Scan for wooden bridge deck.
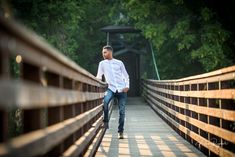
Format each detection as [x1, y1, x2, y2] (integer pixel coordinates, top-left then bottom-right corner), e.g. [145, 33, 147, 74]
[95, 97, 205, 157]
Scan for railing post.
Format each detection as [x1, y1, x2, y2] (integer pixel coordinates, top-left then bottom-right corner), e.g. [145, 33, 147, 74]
[218, 79, 223, 150]
[206, 81, 210, 156]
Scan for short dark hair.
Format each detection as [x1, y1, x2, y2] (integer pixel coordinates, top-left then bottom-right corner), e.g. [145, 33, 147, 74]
[103, 45, 113, 52]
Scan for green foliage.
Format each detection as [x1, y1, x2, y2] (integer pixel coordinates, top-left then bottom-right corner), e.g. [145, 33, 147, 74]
[9, 0, 234, 79]
[11, 0, 82, 63]
[201, 7, 214, 22]
[121, 0, 234, 79]
[190, 8, 232, 72]
[8, 109, 23, 138]
[170, 20, 190, 39]
[10, 0, 111, 74]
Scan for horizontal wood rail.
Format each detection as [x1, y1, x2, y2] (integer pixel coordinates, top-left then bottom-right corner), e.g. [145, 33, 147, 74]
[142, 65, 235, 157]
[0, 17, 107, 157]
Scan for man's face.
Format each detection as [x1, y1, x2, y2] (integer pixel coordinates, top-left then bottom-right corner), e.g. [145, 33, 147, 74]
[102, 48, 112, 59]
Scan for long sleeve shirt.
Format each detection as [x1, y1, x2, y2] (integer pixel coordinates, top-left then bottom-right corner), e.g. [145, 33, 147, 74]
[96, 58, 129, 93]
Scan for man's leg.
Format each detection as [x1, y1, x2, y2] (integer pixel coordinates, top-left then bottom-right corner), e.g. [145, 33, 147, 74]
[117, 92, 127, 135]
[103, 89, 114, 128]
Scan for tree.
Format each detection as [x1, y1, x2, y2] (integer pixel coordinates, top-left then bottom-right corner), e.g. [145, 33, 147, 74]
[8, 0, 235, 79]
[10, 0, 113, 74]
[120, 0, 234, 79]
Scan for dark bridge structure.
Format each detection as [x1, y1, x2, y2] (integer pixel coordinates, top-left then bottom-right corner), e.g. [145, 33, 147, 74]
[101, 25, 160, 97]
[0, 17, 235, 157]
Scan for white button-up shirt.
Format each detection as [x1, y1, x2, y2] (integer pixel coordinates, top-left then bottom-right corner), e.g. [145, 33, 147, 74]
[96, 58, 129, 93]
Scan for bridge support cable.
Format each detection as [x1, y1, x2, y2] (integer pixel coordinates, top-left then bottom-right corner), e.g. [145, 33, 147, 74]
[149, 41, 160, 80]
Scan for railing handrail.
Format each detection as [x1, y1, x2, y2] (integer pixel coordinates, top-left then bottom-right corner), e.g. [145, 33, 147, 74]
[148, 65, 235, 84]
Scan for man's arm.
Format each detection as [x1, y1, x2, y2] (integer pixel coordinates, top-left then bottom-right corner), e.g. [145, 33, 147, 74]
[96, 62, 104, 80]
[121, 62, 129, 92]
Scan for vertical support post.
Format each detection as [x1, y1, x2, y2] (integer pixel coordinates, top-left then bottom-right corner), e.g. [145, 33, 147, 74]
[206, 81, 210, 156]
[183, 84, 186, 140]
[197, 83, 201, 150]
[189, 83, 193, 144]
[106, 32, 110, 45]
[59, 75, 64, 154]
[218, 79, 223, 149]
[72, 80, 76, 143]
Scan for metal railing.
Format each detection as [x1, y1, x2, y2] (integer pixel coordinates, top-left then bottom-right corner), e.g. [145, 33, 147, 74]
[0, 17, 107, 157]
[142, 66, 235, 157]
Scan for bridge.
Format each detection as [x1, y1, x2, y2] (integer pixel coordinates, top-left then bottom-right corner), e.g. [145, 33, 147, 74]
[0, 17, 235, 157]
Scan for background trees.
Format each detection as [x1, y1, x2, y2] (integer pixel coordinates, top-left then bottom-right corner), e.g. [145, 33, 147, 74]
[120, 0, 234, 79]
[5, 0, 235, 79]
[10, 0, 111, 74]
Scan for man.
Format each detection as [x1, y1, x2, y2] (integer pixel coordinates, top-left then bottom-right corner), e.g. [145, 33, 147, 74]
[96, 45, 129, 139]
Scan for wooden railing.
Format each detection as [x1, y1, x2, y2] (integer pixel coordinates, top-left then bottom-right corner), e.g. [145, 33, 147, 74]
[143, 66, 235, 157]
[0, 17, 107, 157]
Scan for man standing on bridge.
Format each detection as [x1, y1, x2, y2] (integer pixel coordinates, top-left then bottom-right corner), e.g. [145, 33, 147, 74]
[96, 45, 129, 139]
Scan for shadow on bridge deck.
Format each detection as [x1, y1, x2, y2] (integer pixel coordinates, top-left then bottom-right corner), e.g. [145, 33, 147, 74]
[95, 97, 205, 157]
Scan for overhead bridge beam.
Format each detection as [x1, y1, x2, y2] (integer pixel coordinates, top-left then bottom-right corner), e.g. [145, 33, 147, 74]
[114, 48, 146, 56]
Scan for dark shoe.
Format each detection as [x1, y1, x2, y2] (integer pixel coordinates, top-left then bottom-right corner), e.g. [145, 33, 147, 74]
[119, 132, 124, 139]
[104, 122, 109, 129]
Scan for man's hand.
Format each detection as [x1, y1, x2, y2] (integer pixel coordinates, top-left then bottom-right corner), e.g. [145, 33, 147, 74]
[123, 87, 129, 93]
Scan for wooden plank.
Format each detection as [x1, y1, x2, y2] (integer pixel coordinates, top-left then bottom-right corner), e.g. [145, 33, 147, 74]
[146, 65, 235, 84]
[0, 104, 102, 157]
[146, 94, 235, 144]
[84, 127, 106, 157]
[145, 84, 235, 100]
[177, 65, 235, 82]
[146, 98, 235, 157]
[62, 117, 103, 157]
[173, 89, 234, 99]
[146, 72, 235, 86]
[144, 86, 235, 121]
[0, 79, 104, 110]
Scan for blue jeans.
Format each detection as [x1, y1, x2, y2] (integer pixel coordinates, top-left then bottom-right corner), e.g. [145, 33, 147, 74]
[103, 89, 127, 133]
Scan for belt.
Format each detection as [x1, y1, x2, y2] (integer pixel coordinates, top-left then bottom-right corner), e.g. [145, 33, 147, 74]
[115, 89, 123, 93]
